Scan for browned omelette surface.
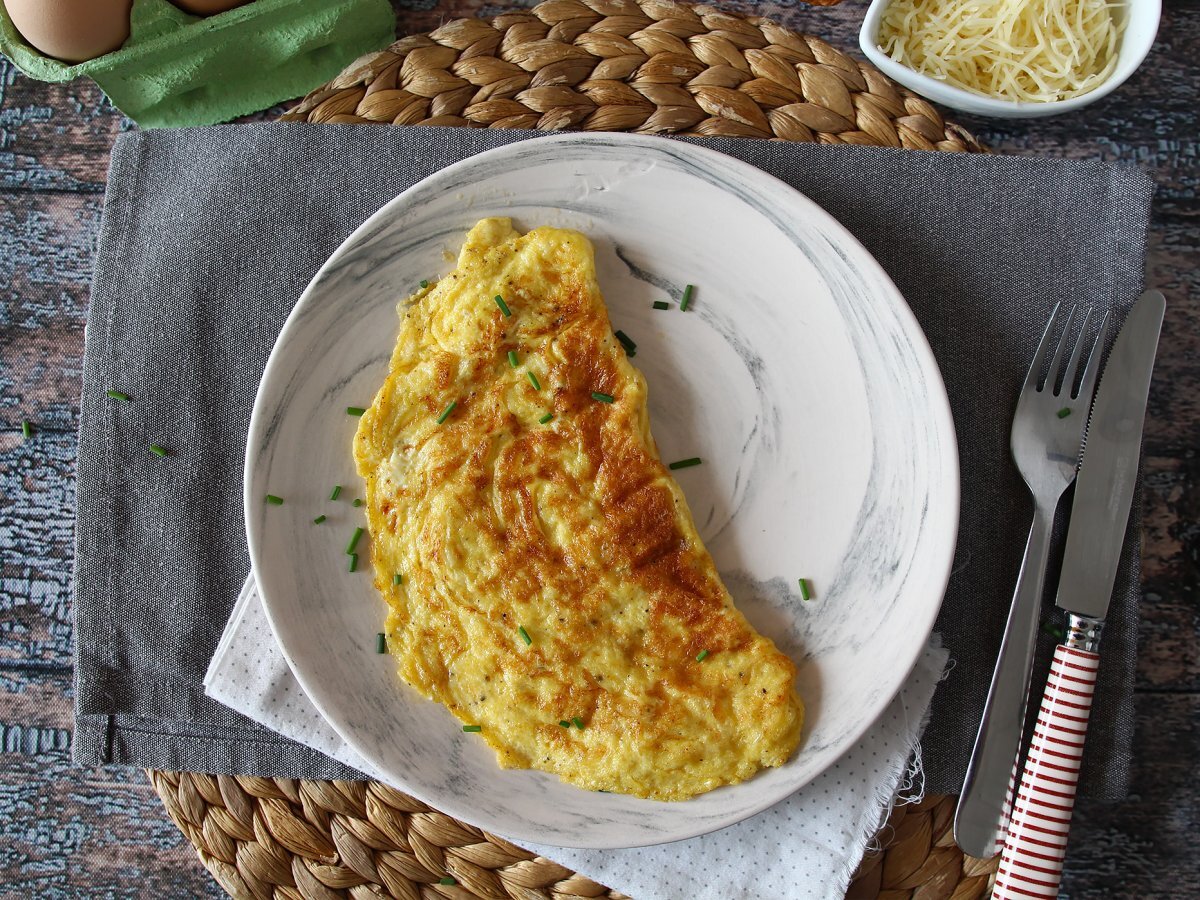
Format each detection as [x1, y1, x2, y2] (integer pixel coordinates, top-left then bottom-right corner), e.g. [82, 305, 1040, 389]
[353, 218, 803, 800]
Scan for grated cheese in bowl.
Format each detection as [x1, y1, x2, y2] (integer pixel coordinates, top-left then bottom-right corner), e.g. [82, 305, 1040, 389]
[878, 0, 1124, 103]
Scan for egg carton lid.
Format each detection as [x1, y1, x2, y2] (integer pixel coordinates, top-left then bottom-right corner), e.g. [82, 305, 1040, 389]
[0, 0, 395, 126]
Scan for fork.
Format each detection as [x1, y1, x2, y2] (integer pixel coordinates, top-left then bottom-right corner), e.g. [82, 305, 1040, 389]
[953, 303, 1108, 859]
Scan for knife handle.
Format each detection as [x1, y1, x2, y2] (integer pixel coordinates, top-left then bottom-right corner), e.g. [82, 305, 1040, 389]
[992, 616, 1102, 900]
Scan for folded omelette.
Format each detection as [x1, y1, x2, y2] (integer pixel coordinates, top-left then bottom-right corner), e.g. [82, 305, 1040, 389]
[353, 218, 802, 800]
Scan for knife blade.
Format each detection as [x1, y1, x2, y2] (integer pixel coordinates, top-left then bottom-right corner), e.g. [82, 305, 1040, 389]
[1056, 288, 1165, 621]
[992, 289, 1165, 900]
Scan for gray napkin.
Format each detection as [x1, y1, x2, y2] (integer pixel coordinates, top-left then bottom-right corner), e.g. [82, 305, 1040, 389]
[73, 123, 1153, 800]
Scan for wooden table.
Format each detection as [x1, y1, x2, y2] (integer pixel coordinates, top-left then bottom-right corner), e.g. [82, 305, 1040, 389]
[1, 1, 1196, 895]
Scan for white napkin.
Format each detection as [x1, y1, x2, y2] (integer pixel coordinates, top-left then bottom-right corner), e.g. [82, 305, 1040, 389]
[205, 576, 949, 899]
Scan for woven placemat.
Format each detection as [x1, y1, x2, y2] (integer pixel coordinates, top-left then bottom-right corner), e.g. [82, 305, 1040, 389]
[146, 3, 994, 897]
[277, 0, 984, 152]
[148, 773, 998, 899]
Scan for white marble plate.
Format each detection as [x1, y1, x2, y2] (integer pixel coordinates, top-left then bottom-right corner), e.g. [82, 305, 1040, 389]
[245, 133, 959, 849]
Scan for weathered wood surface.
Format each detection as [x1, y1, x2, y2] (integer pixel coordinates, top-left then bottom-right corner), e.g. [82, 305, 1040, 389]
[1, 0, 1197, 897]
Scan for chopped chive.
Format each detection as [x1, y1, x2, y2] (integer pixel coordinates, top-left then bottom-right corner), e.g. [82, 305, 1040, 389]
[313, 515, 327, 525]
[696, 649, 709, 662]
[1057, 407, 1072, 419]
[439, 876, 457, 885]
[669, 457, 702, 470]
[538, 412, 554, 424]
[330, 485, 342, 501]
[346, 406, 366, 416]
[352, 498, 363, 508]
[680, 283, 695, 311]
[462, 724, 482, 733]
[106, 390, 130, 401]
[527, 371, 541, 390]
[517, 625, 532, 646]
[348, 553, 358, 572]
[265, 495, 284, 505]
[376, 633, 386, 654]
[21, 420, 31, 439]
[615, 330, 637, 354]
[798, 578, 812, 601]
[346, 526, 364, 554]
[149, 444, 168, 457]
[591, 391, 614, 403]
[652, 301, 669, 310]
[494, 295, 511, 317]
[559, 720, 571, 728]
[572, 716, 586, 730]
[436, 401, 457, 424]
[393, 572, 403, 586]
[420, 279, 429, 289]
[508, 350, 519, 368]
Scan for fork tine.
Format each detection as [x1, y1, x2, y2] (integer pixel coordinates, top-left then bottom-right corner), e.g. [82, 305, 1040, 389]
[1075, 309, 1111, 402]
[1023, 302, 1062, 393]
[1042, 303, 1077, 392]
[1059, 307, 1092, 397]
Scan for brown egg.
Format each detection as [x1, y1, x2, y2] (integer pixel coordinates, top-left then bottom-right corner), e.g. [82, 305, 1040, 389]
[170, 0, 251, 13]
[4, 0, 132, 63]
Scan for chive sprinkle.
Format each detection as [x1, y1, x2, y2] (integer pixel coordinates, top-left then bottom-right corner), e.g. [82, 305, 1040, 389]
[330, 485, 342, 501]
[798, 578, 812, 601]
[572, 716, 586, 730]
[106, 390, 130, 401]
[353, 498, 363, 507]
[559, 720, 571, 728]
[508, 350, 519, 368]
[539, 412, 554, 424]
[527, 371, 541, 390]
[376, 633, 386, 654]
[1057, 407, 1072, 419]
[517, 625, 532, 646]
[652, 300, 669, 310]
[696, 649, 709, 662]
[439, 876, 457, 885]
[591, 391, 614, 403]
[420, 279, 429, 289]
[615, 330, 637, 355]
[347, 406, 366, 416]
[436, 401, 457, 424]
[265, 495, 284, 505]
[346, 526, 364, 554]
[494, 294, 512, 317]
[21, 420, 31, 439]
[149, 444, 168, 457]
[393, 572, 403, 586]
[1043, 621, 1065, 640]
[462, 724, 482, 733]
[348, 553, 358, 572]
[669, 457, 702, 470]
[680, 283, 695, 311]
[313, 515, 327, 525]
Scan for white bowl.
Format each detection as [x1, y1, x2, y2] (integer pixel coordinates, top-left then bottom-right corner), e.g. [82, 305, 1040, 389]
[858, 0, 1161, 119]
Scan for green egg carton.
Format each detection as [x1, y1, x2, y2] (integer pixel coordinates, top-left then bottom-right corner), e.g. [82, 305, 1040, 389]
[0, 0, 395, 127]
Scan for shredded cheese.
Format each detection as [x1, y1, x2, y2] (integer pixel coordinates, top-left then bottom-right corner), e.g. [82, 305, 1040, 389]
[878, 0, 1124, 103]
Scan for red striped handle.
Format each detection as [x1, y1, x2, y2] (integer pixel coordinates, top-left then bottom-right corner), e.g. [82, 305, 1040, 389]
[992, 642, 1099, 899]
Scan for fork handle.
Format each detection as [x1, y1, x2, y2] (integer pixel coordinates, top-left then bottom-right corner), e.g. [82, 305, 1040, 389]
[955, 504, 1055, 858]
[992, 619, 1101, 899]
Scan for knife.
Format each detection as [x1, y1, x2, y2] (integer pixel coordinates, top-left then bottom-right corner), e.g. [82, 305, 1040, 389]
[991, 290, 1165, 900]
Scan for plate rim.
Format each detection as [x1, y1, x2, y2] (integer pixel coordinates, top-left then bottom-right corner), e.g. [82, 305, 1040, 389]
[244, 131, 960, 848]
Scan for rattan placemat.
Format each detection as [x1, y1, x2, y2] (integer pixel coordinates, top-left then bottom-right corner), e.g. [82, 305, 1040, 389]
[277, 0, 985, 152]
[148, 3, 994, 896]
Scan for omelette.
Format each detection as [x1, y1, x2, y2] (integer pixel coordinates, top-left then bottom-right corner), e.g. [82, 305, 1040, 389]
[353, 218, 803, 800]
